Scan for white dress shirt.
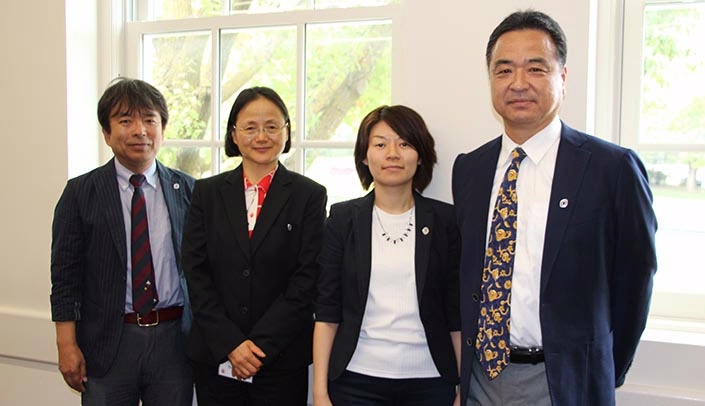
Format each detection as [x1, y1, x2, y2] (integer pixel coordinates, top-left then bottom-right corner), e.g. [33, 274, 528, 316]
[485, 117, 561, 348]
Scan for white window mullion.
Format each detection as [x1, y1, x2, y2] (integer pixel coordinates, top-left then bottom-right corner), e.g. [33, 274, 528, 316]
[213, 26, 222, 175]
[296, 20, 307, 174]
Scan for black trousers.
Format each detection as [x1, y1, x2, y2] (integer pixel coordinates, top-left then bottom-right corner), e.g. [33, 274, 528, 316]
[329, 370, 456, 406]
[193, 361, 308, 406]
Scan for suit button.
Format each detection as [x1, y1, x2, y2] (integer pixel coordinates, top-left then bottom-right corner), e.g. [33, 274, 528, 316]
[472, 293, 479, 302]
[240, 306, 248, 315]
[466, 338, 474, 346]
[242, 269, 250, 278]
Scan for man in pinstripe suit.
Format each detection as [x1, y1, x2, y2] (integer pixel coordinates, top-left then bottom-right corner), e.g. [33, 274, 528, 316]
[51, 78, 195, 405]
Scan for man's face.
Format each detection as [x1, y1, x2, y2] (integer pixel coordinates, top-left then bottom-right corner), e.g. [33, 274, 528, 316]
[489, 29, 567, 142]
[103, 107, 164, 173]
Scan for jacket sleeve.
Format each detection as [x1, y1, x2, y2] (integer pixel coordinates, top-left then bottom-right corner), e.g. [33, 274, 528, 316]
[444, 205, 462, 332]
[314, 203, 347, 323]
[51, 180, 85, 322]
[611, 149, 657, 387]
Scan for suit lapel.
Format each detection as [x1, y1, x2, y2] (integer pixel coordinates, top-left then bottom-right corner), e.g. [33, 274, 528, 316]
[414, 193, 433, 301]
[463, 139, 502, 273]
[157, 161, 186, 264]
[250, 165, 293, 253]
[219, 166, 251, 257]
[354, 193, 374, 304]
[540, 123, 590, 291]
[94, 159, 127, 267]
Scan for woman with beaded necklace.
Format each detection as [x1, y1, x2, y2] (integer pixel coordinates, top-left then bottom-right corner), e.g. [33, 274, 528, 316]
[313, 105, 461, 406]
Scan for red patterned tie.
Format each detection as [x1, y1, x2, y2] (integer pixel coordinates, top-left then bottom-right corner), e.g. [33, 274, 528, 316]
[130, 174, 158, 316]
[475, 147, 526, 379]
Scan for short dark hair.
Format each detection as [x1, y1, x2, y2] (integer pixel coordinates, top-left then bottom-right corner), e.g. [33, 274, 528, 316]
[224, 86, 292, 157]
[486, 10, 567, 69]
[97, 77, 168, 134]
[354, 105, 437, 192]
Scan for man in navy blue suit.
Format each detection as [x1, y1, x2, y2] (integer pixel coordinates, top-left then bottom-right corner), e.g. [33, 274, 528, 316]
[51, 78, 194, 405]
[452, 10, 657, 405]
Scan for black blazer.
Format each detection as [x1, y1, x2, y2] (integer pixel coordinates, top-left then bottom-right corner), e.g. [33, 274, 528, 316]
[50, 158, 195, 377]
[452, 122, 657, 405]
[183, 163, 327, 371]
[315, 191, 460, 384]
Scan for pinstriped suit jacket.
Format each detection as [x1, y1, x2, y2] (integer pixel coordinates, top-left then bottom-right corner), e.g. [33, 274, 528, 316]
[50, 158, 194, 377]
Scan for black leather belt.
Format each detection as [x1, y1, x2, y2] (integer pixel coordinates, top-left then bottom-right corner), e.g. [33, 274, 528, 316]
[510, 347, 544, 364]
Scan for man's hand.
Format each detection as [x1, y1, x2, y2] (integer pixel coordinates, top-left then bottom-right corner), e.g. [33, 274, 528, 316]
[58, 342, 87, 392]
[227, 339, 266, 380]
[55, 321, 87, 392]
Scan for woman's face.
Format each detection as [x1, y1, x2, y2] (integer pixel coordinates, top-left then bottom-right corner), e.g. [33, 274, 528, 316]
[364, 121, 419, 190]
[232, 97, 289, 171]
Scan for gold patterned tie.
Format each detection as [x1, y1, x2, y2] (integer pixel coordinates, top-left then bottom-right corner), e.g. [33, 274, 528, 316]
[475, 147, 526, 379]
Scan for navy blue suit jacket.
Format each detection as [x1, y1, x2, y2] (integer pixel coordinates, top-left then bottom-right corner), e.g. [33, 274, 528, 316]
[51, 158, 194, 377]
[315, 191, 461, 384]
[452, 123, 657, 405]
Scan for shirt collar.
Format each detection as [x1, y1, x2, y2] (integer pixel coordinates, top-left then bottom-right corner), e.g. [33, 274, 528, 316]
[114, 159, 158, 191]
[499, 117, 561, 166]
[243, 165, 278, 192]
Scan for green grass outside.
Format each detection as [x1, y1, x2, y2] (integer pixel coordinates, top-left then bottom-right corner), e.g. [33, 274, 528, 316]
[653, 186, 705, 200]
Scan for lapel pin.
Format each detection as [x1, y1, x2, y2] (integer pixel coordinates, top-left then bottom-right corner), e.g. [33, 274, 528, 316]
[287, 223, 292, 231]
[422, 226, 430, 235]
[559, 198, 569, 209]
[173, 183, 180, 190]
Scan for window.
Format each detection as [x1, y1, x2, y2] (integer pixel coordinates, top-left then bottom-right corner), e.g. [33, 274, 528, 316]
[619, 0, 705, 323]
[126, 0, 396, 204]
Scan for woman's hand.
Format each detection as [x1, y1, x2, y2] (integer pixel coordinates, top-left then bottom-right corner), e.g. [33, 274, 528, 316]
[227, 339, 266, 379]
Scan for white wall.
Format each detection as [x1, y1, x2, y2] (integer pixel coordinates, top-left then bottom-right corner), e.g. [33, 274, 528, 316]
[0, 0, 703, 405]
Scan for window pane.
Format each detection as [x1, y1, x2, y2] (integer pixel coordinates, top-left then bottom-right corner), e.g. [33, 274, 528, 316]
[231, 0, 311, 13]
[305, 20, 392, 142]
[144, 31, 213, 143]
[313, 0, 398, 9]
[158, 146, 213, 178]
[134, 0, 397, 20]
[220, 27, 297, 140]
[640, 3, 705, 145]
[134, 0, 227, 21]
[640, 151, 705, 296]
[229, 0, 396, 14]
[304, 148, 366, 205]
[219, 148, 243, 173]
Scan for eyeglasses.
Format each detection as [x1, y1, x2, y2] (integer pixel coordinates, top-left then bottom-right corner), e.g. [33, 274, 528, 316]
[233, 122, 289, 139]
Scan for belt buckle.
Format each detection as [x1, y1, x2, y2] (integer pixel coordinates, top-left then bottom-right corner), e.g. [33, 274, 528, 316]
[136, 310, 159, 327]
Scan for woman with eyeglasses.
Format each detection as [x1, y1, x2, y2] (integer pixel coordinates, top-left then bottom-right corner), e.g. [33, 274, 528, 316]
[313, 105, 461, 406]
[182, 86, 327, 406]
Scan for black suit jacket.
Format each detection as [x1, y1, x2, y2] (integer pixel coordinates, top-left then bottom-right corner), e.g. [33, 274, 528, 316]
[452, 122, 657, 405]
[50, 158, 195, 377]
[183, 163, 327, 371]
[315, 191, 461, 383]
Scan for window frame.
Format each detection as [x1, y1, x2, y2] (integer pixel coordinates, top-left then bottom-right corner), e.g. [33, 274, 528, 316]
[123, 4, 398, 180]
[597, 0, 705, 328]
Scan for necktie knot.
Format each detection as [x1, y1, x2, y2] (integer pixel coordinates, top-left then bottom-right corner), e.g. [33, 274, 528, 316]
[130, 174, 146, 188]
[511, 147, 527, 164]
